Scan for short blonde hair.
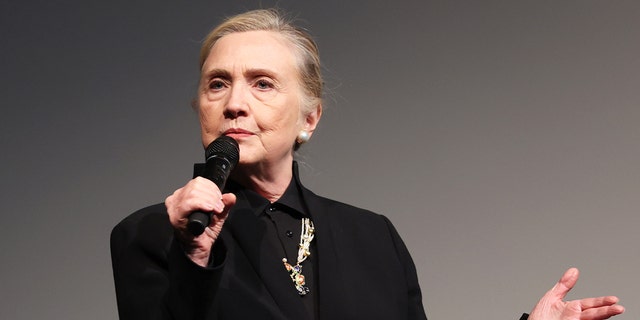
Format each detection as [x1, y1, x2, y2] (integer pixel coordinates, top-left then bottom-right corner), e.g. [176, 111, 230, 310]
[199, 9, 322, 115]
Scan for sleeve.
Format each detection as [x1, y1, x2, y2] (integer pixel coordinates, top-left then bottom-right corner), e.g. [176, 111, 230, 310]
[382, 215, 429, 320]
[110, 208, 226, 320]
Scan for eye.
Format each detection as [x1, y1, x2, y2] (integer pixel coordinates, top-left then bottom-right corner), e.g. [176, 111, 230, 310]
[208, 79, 226, 91]
[255, 79, 274, 90]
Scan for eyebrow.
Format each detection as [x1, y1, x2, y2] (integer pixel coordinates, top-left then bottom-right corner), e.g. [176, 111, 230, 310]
[202, 67, 280, 81]
[203, 68, 231, 80]
[244, 68, 278, 79]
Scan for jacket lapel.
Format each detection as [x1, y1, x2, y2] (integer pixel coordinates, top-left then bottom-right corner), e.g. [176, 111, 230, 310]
[300, 186, 349, 320]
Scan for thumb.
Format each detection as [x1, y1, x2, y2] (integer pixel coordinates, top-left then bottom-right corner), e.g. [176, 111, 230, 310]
[220, 193, 237, 213]
[549, 267, 580, 301]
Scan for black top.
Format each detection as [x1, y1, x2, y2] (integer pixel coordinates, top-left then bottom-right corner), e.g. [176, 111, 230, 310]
[225, 177, 318, 318]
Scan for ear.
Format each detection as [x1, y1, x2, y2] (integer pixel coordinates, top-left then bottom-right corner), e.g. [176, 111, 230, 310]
[302, 103, 322, 137]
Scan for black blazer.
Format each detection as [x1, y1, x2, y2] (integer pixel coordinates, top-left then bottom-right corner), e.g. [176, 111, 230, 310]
[111, 176, 427, 320]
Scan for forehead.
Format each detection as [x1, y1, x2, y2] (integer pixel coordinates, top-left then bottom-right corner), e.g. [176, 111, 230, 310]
[202, 30, 300, 75]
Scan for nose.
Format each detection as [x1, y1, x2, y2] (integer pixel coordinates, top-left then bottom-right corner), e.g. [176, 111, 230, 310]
[223, 83, 249, 119]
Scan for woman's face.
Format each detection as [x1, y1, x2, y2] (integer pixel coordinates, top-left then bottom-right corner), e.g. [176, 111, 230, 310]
[198, 30, 319, 168]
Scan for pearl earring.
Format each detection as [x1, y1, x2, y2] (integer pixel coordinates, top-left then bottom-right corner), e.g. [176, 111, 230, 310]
[297, 131, 310, 144]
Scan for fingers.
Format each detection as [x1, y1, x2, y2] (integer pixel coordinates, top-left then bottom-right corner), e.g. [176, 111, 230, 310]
[579, 296, 620, 310]
[579, 296, 624, 320]
[207, 193, 237, 233]
[580, 304, 625, 320]
[166, 177, 224, 227]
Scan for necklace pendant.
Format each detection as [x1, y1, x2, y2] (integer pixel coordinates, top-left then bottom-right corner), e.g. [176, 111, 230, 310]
[281, 218, 314, 296]
[283, 258, 310, 296]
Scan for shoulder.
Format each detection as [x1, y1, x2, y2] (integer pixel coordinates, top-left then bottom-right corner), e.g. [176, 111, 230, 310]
[303, 188, 396, 231]
[305, 190, 417, 274]
[320, 195, 382, 218]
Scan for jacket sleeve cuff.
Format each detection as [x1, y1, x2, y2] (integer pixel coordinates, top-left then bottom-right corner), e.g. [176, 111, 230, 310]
[165, 237, 227, 318]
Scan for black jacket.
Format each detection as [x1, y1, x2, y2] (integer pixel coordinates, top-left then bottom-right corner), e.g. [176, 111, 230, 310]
[111, 168, 427, 320]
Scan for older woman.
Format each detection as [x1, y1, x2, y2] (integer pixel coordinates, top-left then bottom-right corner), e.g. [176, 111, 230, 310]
[111, 9, 624, 320]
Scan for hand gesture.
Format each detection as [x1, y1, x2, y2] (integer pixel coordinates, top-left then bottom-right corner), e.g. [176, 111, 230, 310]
[529, 268, 624, 320]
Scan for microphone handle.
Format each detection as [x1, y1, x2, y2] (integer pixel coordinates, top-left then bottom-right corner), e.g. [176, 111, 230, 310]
[186, 159, 232, 236]
[187, 211, 211, 236]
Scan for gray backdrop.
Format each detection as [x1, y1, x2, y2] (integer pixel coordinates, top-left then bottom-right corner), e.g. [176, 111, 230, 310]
[1, 1, 638, 319]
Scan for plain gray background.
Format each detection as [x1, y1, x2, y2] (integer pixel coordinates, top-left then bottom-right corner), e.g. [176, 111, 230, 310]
[1, 1, 638, 319]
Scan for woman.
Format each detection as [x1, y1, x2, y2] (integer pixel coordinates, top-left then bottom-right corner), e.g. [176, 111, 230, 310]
[111, 9, 624, 320]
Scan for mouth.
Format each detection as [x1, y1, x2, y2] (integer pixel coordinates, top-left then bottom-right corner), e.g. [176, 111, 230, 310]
[223, 128, 255, 139]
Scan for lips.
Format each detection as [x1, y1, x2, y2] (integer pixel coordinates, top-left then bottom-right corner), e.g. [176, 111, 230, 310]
[223, 128, 255, 138]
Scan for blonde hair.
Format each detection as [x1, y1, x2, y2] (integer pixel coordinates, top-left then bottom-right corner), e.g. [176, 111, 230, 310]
[199, 9, 322, 115]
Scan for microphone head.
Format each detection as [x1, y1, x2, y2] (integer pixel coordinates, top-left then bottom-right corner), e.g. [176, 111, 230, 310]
[205, 135, 240, 168]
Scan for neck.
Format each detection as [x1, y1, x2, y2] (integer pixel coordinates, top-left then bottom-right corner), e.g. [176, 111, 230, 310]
[231, 158, 294, 203]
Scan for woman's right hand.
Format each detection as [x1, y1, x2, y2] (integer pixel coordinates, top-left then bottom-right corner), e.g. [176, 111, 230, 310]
[165, 177, 236, 267]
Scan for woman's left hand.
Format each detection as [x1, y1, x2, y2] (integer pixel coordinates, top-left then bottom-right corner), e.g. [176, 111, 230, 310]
[528, 268, 624, 320]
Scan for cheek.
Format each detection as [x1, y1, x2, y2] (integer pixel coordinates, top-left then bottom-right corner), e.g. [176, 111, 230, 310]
[198, 97, 222, 121]
[198, 106, 222, 134]
[262, 98, 303, 131]
[198, 111, 212, 130]
[258, 111, 300, 138]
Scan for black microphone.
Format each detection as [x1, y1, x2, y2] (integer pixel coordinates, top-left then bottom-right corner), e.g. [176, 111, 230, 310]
[187, 135, 240, 236]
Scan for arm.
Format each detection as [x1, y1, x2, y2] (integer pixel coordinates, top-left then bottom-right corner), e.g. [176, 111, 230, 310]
[383, 216, 429, 320]
[110, 208, 227, 320]
[111, 177, 236, 320]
